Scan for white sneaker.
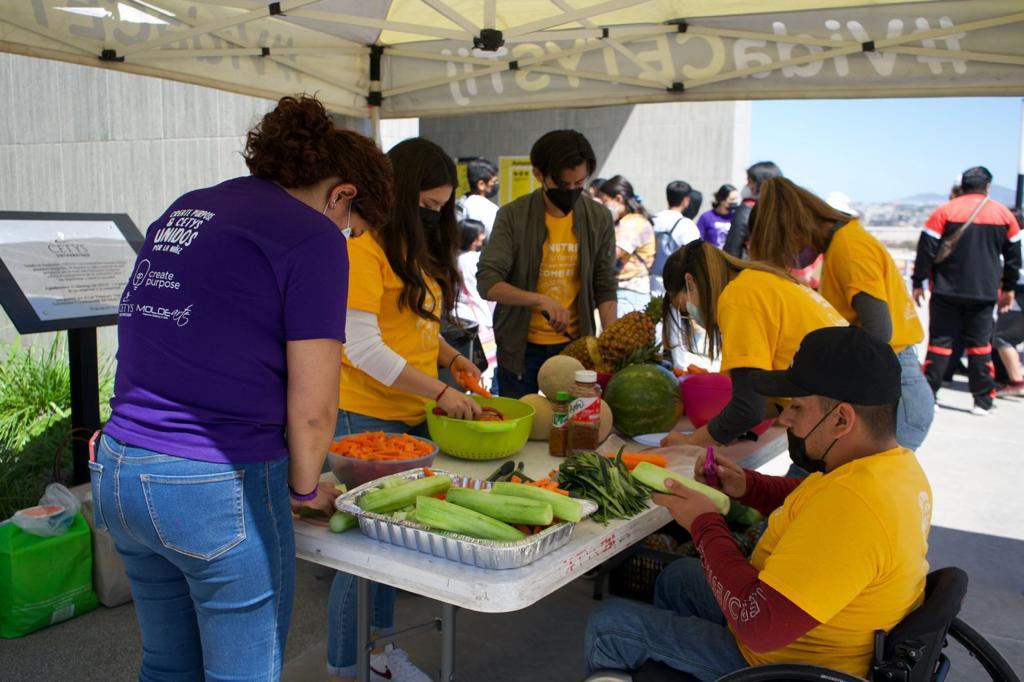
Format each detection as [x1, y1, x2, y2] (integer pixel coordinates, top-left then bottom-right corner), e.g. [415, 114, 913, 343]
[370, 645, 432, 682]
[970, 404, 996, 416]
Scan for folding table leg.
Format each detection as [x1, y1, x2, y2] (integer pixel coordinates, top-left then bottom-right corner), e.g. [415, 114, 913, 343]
[357, 577, 371, 682]
[441, 602, 458, 681]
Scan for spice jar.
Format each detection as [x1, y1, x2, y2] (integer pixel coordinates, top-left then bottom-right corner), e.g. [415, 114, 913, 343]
[549, 391, 570, 456]
[567, 370, 602, 454]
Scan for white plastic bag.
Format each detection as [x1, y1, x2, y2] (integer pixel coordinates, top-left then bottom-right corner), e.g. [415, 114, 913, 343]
[11, 483, 81, 537]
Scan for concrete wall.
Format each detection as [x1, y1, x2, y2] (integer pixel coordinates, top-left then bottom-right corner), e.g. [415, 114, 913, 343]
[0, 53, 380, 348]
[420, 100, 751, 214]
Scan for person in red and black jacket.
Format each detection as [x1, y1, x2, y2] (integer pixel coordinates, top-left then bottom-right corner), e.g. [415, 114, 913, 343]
[911, 166, 1022, 415]
[583, 327, 931, 681]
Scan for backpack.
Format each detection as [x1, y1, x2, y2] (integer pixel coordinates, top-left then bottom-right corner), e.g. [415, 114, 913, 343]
[651, 217, 683, 277]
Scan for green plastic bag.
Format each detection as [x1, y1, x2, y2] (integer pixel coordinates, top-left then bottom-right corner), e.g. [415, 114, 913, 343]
[0, 513, 99, 638]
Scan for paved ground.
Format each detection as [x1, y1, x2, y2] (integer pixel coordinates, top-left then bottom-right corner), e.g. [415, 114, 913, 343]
[3, 378, 1022, 681]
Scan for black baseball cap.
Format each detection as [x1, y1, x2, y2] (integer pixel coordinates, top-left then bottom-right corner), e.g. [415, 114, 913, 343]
[750, 326, 901, 405]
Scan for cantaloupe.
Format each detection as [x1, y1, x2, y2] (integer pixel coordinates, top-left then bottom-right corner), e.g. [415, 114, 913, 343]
[537, 355, 584, 399]
[599, 400, 613, 442]
[520, 394, 553, 440]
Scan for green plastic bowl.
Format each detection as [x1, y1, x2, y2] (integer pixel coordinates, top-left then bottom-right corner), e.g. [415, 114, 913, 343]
[425, 396, 535, 460]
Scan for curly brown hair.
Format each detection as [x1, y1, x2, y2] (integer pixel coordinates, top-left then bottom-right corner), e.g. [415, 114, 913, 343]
[244, 94, 393, 227]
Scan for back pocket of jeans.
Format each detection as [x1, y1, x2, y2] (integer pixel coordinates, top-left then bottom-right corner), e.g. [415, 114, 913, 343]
[87, 461, 108, 531]
[141, 470, 246, 561]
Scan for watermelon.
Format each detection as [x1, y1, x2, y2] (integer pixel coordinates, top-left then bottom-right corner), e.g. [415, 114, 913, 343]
[603, 364, 683, 437]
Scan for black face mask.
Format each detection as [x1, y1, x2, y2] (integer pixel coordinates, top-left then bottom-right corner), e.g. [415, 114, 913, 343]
[485, 183, 499, 200]
[419, 207, 442, 233]
[545, 186, 583, 215]
[787, 403, 840, 474]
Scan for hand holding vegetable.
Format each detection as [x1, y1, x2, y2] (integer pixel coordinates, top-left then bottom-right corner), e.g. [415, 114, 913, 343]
[290, 482, 342, 523]
[450, 355, 482, 384]
[694, 450, 748, 498]
[437, 386, 482, 420]
[651, 478, 722, 532]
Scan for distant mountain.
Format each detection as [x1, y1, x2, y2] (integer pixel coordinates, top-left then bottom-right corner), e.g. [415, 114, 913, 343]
[888, 184, 1016, 206]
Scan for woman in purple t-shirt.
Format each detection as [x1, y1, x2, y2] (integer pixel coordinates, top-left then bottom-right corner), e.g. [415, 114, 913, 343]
[92, 96, 394, 682]
[696, 184, 740, 249]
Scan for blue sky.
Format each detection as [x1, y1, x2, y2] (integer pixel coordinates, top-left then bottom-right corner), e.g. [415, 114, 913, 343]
[750, 97, 1022, 203]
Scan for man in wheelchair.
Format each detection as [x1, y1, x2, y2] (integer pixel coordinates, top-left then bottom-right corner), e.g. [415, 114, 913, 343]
[585, 326, 933, 681]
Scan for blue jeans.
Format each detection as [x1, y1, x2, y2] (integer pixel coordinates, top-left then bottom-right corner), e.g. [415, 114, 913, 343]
[496, 342, 568, 399]
[327, 410, 428, 677]
[896, 345, 934, 451]
[89, 434, 294, 682]
[584, 558, 749, 680]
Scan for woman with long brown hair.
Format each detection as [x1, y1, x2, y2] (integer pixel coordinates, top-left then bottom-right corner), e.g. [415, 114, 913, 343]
[748, 177, 934, 450]
[660, 241, 847, 448]
[92, 95, 393, 681]
[327, 137, 480, 682]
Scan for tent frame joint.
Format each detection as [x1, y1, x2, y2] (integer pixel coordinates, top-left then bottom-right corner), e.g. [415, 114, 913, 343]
[601, 27, 610, 39]
[473, 28, 505, 52]
[668, 81, 684, 93]
[862, 40, 876, 52]
[509, 60, 519, 71]
[669, 20, 688, 33]
[367, 91, 383, 106]
[260, 46, 270, 57]
[99, 49, 124, 63]
[268, 2, 283, 17]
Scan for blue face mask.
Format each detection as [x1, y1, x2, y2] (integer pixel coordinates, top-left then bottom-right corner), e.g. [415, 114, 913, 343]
[685, 301, 705, 328]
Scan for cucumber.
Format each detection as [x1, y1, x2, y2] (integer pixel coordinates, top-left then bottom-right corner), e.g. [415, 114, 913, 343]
[329, 511, 359, 533]
[446, 487, 553, 526]
[491, 482, 584, 522]
[357, 476, 452, 514]
[415, 496, 525, 542]
[630, 462, 730, 515]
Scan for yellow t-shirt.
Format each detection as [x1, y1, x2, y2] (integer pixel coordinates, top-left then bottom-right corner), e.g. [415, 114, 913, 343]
[820, 220, 924, 352]
[741, 448, 933, 678]
[718, 269, 848, 374]
[528, 212, 581, 345]
[340, 233, 440, 425]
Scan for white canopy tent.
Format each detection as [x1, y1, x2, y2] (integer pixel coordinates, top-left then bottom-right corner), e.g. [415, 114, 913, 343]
[3, 0, 1023, 137]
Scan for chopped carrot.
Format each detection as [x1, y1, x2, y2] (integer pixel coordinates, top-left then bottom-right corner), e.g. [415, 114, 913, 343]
[422, 467, 434, 477]
[510, 474, 523, 483]
[330, 432, 433, 461]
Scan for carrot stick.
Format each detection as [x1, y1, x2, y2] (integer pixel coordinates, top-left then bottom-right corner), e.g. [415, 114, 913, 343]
[604, 452, 669, 470]
[456, 369, 493, 399]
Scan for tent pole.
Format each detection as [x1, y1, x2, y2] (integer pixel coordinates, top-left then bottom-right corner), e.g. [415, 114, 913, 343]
[1016, 97, 1023, 213]
[371, 106, 382, 147]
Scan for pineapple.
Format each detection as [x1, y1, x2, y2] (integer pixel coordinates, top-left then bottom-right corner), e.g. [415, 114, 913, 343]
[561, 335, 608, 372]
[613, 342, 663, 372]
[599, 297, 663, 370]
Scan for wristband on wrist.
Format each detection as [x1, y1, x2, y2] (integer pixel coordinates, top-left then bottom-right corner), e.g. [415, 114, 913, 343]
[447, 354, 462, 370]
[289, 485, 318, 502]
[435, 384, 450, 402]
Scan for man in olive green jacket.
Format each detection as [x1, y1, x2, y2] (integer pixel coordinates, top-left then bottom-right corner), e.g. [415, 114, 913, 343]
[477, 130, 618, 398]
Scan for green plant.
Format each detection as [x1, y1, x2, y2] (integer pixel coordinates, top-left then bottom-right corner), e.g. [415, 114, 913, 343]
[0, 335, 115, 518]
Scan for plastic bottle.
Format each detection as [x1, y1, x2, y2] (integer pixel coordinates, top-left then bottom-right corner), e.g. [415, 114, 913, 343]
[567, 370, 602, 454]
[549, 391, 570, 456]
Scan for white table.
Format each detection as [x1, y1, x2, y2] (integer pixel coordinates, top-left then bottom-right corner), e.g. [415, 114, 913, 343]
[295, 421, 787, 681]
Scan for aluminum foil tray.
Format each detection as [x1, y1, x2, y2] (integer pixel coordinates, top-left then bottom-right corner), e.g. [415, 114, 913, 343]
[335, 468, 597, 570]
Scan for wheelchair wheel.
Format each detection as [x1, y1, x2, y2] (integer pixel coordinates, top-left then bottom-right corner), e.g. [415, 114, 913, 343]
[948, 617, 1020, 682]
[715, 664, 864, 681]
